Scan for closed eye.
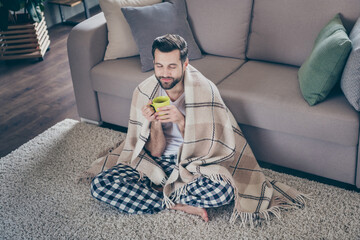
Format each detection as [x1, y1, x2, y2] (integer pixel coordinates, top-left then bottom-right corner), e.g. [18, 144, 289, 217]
[168, 64, 177, 69]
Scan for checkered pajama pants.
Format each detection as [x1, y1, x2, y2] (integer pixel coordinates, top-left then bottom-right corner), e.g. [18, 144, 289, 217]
[91, 155, 234, 214]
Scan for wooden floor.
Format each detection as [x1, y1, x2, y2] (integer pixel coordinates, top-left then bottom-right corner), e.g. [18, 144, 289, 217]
[0, 23, 80, 157]
[0, 6, 104, 158]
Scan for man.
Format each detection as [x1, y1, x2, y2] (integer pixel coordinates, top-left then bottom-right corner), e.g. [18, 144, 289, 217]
[91, 34, 234, 222]
[90, 34, 307, 226]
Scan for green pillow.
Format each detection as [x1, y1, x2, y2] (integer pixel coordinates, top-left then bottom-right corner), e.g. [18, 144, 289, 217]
[298, 14, 352, 106]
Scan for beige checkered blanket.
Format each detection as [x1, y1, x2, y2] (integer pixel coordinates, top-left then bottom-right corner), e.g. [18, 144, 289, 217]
[82, 64, 308, 226]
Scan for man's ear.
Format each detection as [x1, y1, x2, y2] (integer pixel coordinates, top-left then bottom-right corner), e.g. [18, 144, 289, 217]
[184, 58, 189, 68]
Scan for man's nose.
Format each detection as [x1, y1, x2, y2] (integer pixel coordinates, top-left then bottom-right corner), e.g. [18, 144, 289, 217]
[163, 68, 171, 77]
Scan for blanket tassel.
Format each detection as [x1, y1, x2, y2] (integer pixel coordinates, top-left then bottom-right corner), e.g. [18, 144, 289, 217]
[230, 205, 282, 228]
[229, 177, 312, 227]
[230, 192, 311, 227]
[163, 184, 188, 209]
[163, 194, 175, 209]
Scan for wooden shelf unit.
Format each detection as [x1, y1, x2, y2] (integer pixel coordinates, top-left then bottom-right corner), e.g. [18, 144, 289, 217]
[48, 0, 90, 24]
[48, 0, 83, 7]
[0, 16, 50, 61]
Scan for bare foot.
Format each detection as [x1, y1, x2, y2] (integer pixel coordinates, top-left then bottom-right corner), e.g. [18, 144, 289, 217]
[170, 204, 209, 222]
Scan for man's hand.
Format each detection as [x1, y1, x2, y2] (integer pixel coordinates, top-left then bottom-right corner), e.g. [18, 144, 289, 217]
[141, 100, 156, 122]
[142, 100, 166, 157]
[156, 105, 185, 136]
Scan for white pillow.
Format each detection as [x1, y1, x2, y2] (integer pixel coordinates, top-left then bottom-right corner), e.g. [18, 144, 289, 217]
[100, 0, 162, 60]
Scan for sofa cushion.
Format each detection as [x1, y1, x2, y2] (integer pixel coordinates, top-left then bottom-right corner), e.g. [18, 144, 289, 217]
[190, 56, 245, 84]
[100, 0, 162, 61]
[298, 14, 352, 106]
[121, 0, 202, 72]
[341, 17, 360, 111]
[91, 55, 244, 99]
[91, 57, 152, 100]
[186, 0, 253, 59]
[217, 61, 359, 146]
[247, 0, 360, 67]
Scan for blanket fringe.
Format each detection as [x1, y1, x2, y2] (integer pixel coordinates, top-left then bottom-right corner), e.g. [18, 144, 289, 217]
[275, 193, 313, 210]
[137, 170, 145, 182]
[209, 173, 233, 186]
[230, 192, 311, 227]
[162, 184, 188, 209]
[162, 172, 311, 227]
[227, 174, 311, 227]
[163, 194, 175, 209]
[230, 205, 283, 228]
[294, 193, 313, 206]
[172, 184, 188, 203]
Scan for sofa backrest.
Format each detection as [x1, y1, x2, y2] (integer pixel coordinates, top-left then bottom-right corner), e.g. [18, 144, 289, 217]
[247, 0, 360, 67]
[186, 0, 253, 59]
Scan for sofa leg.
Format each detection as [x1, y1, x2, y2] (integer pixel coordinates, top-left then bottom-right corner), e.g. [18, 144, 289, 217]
[80, 118, 103, 126]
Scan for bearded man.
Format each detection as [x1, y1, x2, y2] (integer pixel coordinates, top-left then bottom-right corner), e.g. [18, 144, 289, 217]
[90, 34, 307, 225]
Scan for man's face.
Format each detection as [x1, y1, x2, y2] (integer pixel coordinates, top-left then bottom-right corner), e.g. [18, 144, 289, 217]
[153, 49, 188, 90]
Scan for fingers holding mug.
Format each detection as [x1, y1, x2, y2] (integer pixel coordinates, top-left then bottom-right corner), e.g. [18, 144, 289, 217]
[142, 100, 156, 121]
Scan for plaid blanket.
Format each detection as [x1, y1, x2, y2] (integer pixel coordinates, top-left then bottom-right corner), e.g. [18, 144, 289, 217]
[84, 64, 308, 226]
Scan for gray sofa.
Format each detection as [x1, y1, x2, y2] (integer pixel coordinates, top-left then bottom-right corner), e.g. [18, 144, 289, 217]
[67, 0, 360, 188]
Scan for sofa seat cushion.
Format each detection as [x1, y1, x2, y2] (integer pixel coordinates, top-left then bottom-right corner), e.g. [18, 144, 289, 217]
[217, 61, 359, 146]
[190, 56, 245, 84]
[91, 54, 244, 99]
[91, 56, 153, 100]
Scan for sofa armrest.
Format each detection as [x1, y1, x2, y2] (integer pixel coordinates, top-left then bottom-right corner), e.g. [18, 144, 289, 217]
[357, 118, 360, 188]
[67, 13, 107, 122]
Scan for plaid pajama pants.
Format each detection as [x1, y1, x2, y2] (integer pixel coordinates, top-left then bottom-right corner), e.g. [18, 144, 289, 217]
[91, 155, 234, 214]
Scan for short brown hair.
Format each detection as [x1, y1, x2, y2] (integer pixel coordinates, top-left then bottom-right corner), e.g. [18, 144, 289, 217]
[151, 34, 188, 63]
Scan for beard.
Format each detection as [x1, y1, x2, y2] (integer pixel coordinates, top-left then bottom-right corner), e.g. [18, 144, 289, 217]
[155, 74, 183, 90]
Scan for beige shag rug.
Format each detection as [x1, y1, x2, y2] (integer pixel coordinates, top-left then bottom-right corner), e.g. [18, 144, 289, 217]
[1, 119, 359, 239]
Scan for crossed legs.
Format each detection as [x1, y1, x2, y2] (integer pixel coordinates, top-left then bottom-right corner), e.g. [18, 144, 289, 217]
[91, 163, 234, 221]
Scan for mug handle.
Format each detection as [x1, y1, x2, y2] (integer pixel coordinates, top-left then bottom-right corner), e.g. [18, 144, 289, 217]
[149, 103, 156, 113]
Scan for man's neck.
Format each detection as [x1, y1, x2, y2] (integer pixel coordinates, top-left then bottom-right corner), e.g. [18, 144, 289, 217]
[166, 81, 184, 102]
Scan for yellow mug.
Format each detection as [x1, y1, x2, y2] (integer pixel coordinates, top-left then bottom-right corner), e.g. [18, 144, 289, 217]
[151, 96, 170, 112]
